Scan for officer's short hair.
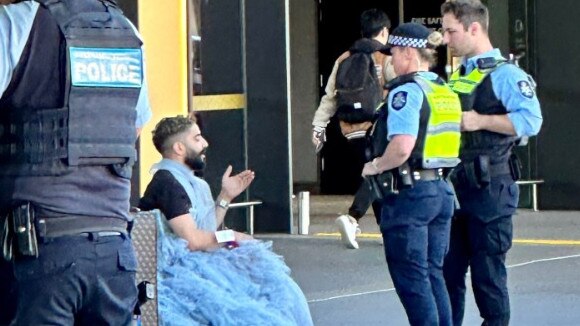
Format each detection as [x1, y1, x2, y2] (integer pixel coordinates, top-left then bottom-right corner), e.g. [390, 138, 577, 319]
[152, 115, 196, 155]
[360, 9, 391, 39]
[441, 0, 489, 33]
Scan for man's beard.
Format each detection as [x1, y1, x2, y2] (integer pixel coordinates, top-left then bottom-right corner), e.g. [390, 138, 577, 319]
[184, 147, 206, 171]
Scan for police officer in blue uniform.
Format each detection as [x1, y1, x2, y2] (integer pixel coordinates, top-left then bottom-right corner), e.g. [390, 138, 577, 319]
[441, 1, 543, 325]
[0, 0, 151, 324]
[362, 23, 462, 325]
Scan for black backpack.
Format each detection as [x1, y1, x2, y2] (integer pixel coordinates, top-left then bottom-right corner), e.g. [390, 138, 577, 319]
[335, 38, 387, 123]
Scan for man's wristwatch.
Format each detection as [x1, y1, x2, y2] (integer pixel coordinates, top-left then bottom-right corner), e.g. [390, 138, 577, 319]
[217, 198, 229, 209]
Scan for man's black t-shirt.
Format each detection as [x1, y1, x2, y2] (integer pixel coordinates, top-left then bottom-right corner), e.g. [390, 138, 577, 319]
[138, 170, 192, 220]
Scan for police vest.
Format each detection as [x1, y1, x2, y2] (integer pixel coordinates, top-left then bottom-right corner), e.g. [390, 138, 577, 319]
[448, 60, 518, 164]
[368, 73, 462, 170]
[0, 0, 143, 178]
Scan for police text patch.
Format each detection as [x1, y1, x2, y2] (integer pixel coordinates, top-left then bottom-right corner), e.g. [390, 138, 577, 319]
[70, 47, 143, 88]
[391, 91, 408, 110]
[517, 80, 534, 99]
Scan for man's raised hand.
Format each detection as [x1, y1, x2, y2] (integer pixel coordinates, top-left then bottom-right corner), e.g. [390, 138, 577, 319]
[220, 165, 255, 201]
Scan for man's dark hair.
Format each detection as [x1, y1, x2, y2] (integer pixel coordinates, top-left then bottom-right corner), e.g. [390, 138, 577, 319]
[152, 115, 196, 155]
[360, 9, 391, 38]
[441, 0, 489, 32]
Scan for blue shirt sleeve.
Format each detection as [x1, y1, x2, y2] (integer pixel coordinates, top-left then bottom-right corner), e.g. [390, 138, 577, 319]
[0, 5, 151, 128]
[134, 55, 152, 128]
[386, 83, 423, 140]
[126, 19, 152, 128]
[491, 64, 543, 137]
[0, 2, 39, 98]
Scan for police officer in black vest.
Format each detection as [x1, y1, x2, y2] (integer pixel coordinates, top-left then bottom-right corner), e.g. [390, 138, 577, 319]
[0, 0, 151, 324]
[441, 1, 542, 325]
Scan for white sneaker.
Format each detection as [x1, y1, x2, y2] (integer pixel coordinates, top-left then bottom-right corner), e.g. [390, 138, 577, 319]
[335, 215, 359, 249]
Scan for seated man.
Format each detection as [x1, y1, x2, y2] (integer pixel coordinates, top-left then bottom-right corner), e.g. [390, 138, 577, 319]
[138, 115, 313, 326]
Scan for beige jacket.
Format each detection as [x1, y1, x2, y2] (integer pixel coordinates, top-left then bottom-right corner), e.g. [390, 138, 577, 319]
[311, 51, 396, 128]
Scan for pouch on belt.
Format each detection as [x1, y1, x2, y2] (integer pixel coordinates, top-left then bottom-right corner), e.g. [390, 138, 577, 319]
[12, 203, 38, 258]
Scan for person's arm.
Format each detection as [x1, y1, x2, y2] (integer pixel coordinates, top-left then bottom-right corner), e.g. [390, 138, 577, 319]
[499, 68, 543, 137]
[124, 17, 152, 136]
[214, 165, 255, 227]
[167, 213, 251, 251]
[312, 52, 349, 129]
[460, 111, 516, 135]
[361, 84, 422, 176]
[311, 52, 350, 147]
[138, 170, 253, 251]
[362, 134, 416, 176]
[0, 2, 38, 97]
[134, 55, 151, 137]
[462, 65, 543, 137]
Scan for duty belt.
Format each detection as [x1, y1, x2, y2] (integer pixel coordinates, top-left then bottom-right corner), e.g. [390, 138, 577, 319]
[36, 216, 128, 239]
[2, 205, 129, 261]
[410, 168, 443, 182]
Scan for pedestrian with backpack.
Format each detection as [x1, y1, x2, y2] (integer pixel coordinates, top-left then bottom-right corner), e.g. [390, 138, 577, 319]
[311, 8, 395, 249]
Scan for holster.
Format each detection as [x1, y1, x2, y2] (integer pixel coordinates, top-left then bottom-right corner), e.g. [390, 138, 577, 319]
[453, 155, 491, 190]
[10, 203, 39, 259]
[367, 171, 398, 201]
[509, 153, 522, 181]
[397, 163, 415, 188]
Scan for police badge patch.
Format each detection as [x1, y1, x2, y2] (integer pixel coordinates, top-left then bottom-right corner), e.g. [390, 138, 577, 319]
[69, 47, 143, 88]
[391, 91, 408, 110]
[517, 80, 535, 99]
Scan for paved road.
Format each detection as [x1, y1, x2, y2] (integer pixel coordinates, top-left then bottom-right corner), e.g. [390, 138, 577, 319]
[259, 207, 580, 325]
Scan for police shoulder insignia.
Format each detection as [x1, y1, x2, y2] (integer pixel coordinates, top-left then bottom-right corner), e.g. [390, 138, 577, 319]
[391, 91, 408, 110]
[517, 80, 535, 99]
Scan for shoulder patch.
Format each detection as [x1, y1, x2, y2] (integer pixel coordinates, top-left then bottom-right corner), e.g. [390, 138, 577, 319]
[391, 91, 408, 110]
[517, 80, 535, 99]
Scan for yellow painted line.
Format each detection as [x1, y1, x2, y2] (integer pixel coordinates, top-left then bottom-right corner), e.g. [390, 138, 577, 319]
[314, 233, 580, 246]
[192, 93, 246, 111]
[316, 232, 381, 239]
[514, 239, 580, 246]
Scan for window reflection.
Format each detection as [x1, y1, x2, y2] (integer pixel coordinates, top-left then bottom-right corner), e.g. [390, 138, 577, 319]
[188, 0, 203, 95]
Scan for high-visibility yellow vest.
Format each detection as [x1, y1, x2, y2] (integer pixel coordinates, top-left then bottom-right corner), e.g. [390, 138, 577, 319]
[412, 77, 462, 169]
[448, 61, 506, 95]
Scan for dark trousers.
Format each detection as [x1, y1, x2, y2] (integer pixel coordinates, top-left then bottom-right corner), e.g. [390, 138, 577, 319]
[11, 234, 138, 325]
[381, 180, 454, 326]
[0, 259, 16, 326]
[347, 138, 381, 223]
[444, 178, 518, 326]
[349, 180, 382, 224]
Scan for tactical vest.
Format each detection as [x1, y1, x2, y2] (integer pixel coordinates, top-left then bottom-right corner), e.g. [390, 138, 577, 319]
[0, 0, 142, 178]
[368, 73, 462, 170]
[448, 60, 518, 164]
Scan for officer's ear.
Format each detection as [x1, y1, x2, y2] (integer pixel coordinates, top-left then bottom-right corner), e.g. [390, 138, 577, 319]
[468, 21, 482, 36]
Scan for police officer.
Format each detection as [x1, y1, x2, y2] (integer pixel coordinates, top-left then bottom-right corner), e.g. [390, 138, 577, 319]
[0, 0, 151, 324]
[440, 1, 543, 325]
[362, 22, 461, 325]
